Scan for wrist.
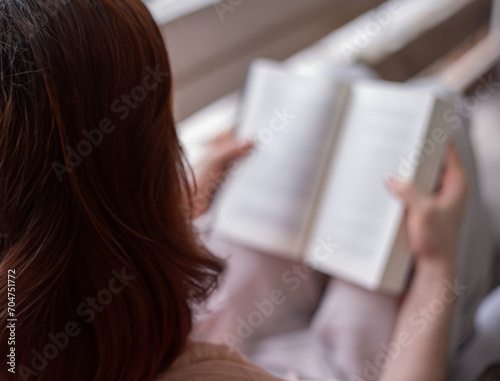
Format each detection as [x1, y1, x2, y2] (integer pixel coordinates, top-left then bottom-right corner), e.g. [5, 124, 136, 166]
[406, 258, 459, 308]
[415, 255, 457, 282]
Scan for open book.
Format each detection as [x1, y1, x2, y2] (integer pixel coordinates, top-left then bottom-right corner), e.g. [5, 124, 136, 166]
[215, 60, 452, 294]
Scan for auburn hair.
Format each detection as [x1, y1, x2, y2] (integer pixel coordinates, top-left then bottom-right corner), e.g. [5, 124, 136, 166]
[0, 0, 223, 380]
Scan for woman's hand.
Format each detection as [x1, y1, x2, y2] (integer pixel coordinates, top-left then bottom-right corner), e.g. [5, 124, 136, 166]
[190, 129, 253, 219]
[387, 142, 468, 271]
[380, 143, 469, 381]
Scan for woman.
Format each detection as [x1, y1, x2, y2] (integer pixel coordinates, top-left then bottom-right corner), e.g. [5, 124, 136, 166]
[0, 0, 468, 380]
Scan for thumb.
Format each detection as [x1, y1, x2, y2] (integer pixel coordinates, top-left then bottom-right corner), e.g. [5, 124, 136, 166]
[386, 175, 426, 208]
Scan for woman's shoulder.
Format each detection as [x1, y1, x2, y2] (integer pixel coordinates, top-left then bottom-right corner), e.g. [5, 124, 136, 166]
[156, 341, 283, 381]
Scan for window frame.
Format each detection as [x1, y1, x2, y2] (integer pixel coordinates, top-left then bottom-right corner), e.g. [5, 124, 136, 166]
[145, 0, 218, 25]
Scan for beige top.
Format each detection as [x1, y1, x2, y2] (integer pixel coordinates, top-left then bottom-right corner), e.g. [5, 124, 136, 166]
[156, 341, 284, 381]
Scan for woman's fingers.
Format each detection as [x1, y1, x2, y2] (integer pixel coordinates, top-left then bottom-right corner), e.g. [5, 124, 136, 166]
[209, 129, 254, 166]
[387, 142, 468, 209]
[387, 175, 426, 209]
[438, 142, 468, 205]
[190, 129, 254, 218]
[222, 138, 254, 163]
[210, 128, 233, 144]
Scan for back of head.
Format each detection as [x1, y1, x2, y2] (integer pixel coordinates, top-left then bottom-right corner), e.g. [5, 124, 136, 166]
[0, 1, 223, 380]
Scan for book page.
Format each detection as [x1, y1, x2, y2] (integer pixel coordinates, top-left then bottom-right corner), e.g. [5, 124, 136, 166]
[214, 60, 348, 258]
[305, 81, 437, 289]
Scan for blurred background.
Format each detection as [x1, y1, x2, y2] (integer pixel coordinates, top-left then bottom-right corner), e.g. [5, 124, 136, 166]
[144, 0, 500, 286]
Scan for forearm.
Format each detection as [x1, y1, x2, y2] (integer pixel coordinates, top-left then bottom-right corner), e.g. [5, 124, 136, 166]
[379, 259, 457, 381]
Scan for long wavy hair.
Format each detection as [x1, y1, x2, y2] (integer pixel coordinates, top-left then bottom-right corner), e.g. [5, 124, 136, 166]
[0, 0, 223, 380]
